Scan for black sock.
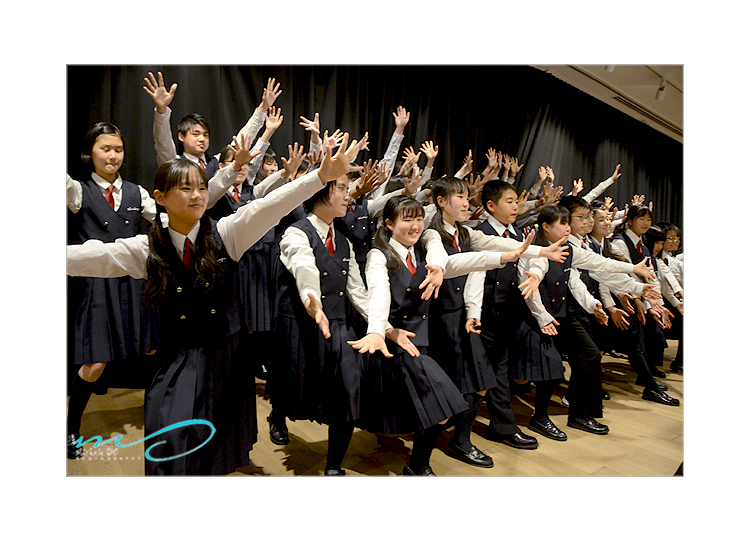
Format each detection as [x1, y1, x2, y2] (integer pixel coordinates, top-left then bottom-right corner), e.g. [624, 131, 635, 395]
[450, 393, 483, 451]
[326, 420, 355, 470]
[533, 381, 554, 418]
[409, 423, 445, 471]
[67, 375, 95, 435]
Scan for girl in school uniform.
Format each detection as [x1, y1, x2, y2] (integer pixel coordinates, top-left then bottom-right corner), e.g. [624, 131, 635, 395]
[349, 195, 537, 475]
[66, 122, 158, 460]
[66, 134, 361, 475]
[655, 222, 684, 373]
[518, 205, 657, 438]
[421, 177, 568, 467]
[268, 170, 372, 476]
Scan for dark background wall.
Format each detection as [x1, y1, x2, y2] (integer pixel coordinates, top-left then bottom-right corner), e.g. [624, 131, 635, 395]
[67, 65, 683, 227]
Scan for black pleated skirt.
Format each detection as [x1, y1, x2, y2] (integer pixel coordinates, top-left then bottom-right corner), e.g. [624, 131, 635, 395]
[143, 331, 257, 476]
[270, 314, 362, 425]
[427, 307, 496, 395]
[510, 316, 565, 383]
[237, 246, 273, 333]
[69, 275, 159, 365]
[358, 345, 469, 435]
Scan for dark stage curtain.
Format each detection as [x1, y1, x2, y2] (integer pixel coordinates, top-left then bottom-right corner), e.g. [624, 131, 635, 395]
[67, 65, 683, 227]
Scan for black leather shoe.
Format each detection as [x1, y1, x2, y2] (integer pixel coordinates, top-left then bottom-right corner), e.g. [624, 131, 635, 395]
[670, 364, 683, 374]
[602, 391, 610, 400]
[403, 463, 437, 476]
[324, 467, 346, 476]
[608, 350, 627, 359]
[446, 442, 494, 468]
[528, 416, 567, 441]
[567, 417, 609, 435]
[642, 388, 680, 406]
[256, 363, 268, 380]
[651, 368, 667, 378]
[485, 429, 539, 449]
[509, 379, 532, 394]
[268, 415, 289, 445]
[636, 378, 667, 391]
[67, 433, 84, 460]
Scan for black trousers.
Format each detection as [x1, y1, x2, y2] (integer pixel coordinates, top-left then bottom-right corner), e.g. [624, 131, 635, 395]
[552, 314, 603, 419]
[479, 308, 520, 435]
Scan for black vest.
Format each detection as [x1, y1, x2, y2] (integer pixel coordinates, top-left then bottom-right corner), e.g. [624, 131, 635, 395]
[476, 220, 523, 308]
[384, 248, 431, 347]
[68, 178, 143, 244]
[617, 233, 650, 282]
[276, 219, 351, 321]
[156, 222, 242, 349]
[538, 241, 573, 319]
[335, 200, 377, 278]
[429, 226, 471, 311]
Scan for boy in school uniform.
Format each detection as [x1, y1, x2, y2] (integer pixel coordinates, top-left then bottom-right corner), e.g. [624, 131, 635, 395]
[464, 180, 539, 449]
[143, 71, 282, 207]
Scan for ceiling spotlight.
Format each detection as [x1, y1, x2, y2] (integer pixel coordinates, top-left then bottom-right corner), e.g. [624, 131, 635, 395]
[655, 78, 667, 101]
[604, 65, 615, 72]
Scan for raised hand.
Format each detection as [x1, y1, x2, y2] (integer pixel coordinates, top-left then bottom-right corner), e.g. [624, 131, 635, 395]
[509, 156, 524, 178]
[348, 332, 392, 357]
[402, 146, 421, 166]
[518, 190, 533, 215]
[611, 163, 622, 181]
[265, 106, 284, 131]
[631, 194, 645, 206]
[468, 205, 486, 221]
[299, 113, 320, 135]
[466, 318, 482, 335]
[259, 77, 282, 112]
[354, 131, 370, 154]
[486, 148, 499, 170]
[304, 292, 330, 339]
[571, 178, 583, 196]
[539, 236, 569, 263]
[322, 129, 345, 149]
[594, 302, 609, 325]
[309, 148, 323, 166]
[537, 166, 548, 183]
[545, 166, 555, 182]
[404, 166, 426, 195]
[351, 159, 383, 199]
[280, 142, 307, 180]
[143, 71, 177, 114]
[385, 327, 420, 358]
[603, 196, 614, 213]
[377, 161, 392, 187]
[420, 264, 444, 300]
[641, 284, 662, 301]
[230, 133, 260, 169]
[458, 150, 473, 177]
[392, 106, 411, 133]
[500, 153, 512, 173]
[318, 133, 363, 183]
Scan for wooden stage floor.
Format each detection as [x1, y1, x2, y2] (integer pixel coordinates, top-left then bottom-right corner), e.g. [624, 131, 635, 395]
[67, 341, 683, 477]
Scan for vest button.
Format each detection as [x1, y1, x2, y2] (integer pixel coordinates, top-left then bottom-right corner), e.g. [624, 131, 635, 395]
[496, 282, 500, 285]
[555, 282, 559, 285]
[210, 309, 216, 314]
[342, 270, 347, 275]
[422, 315, 426, 320]
[562, 296, 565, 300]
[180, 315, 186, 320]
[176, 287, 182, 293]
[124, 220, 130, 226]
[403, 315, 408, 319]
[323, 272, 328, 277]
[456, 286, 461, 291]
[103, 222, 109, 227]
[552, 299, 556, 303]
[205, 282, 210, 287]
[406, 288, 411, 292]
[321, 295, 326, 299]
[338, 291, 344, 296]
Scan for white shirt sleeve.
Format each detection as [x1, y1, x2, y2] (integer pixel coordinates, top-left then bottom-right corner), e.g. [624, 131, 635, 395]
[139, 186, 157, 223]
[464, 271, 485, 320]
[279, 225, 320, 304]
[568, 268, 599, 314]
[67, 235, 150, 279]
[369, 131, 404, 199]
[582, 176, 615, 203]
[518, 258, 554, 328]
[67, 174, 83, 213]
[153, 107, 179, 166]
[207, 166, 240, 209]
[465, 226, 543, 259]
[345, 238, 370, 321]
[217, 170, 325, 261]
[364, 249, 392, 338]
[253, 169, 288, 199]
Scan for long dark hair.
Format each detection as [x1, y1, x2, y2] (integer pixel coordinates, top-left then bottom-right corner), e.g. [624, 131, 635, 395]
[429, 177, 470, 247]
[374, 195, 426, 274]
[642, 225, 666, 257]
[143, 159, 224, 308]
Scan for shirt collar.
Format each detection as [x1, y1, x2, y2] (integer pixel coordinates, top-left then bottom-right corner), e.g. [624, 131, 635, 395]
[307, 213, 333, 240]
[442, 219, 457, 236]
[182, 152, 206, 165]
[626, 228, 641, 244]
[91, 172, 122, 192]
[167, 221, 201, 257]
[486, 215, 514, 237]
[388, 237, 416, 265]
[568, 234, 583, 248]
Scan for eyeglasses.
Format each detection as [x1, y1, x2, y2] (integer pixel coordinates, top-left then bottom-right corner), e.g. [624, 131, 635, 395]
[666, 236, 680, 241]
[571, 215, 593, 222]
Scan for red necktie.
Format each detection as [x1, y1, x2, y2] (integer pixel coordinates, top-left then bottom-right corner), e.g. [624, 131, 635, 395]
[183, 237, 193, 269]
[105, 185, 115, 209]
[406, 252, 417, 275]
[582, 236, 588, 247]
[233, 186, 240, 202]
[636, 241, 642, 256]
[348, 202, 355, 212]
[325, 227, 335, 257]
[452, 232, 460, 252]
[502, 229, 509, 238]
[199, 158, 206, 172]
